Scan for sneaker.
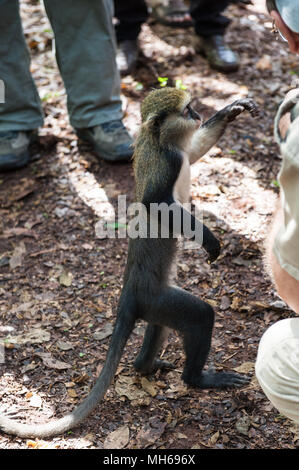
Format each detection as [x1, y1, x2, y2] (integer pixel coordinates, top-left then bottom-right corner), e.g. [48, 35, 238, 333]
[76, 120, 133, 162]
[0, 131, 35, 171]
[194, 35, 239, 73]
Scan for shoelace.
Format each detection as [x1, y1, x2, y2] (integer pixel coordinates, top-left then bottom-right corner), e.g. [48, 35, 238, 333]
[99, 120, 127, 135]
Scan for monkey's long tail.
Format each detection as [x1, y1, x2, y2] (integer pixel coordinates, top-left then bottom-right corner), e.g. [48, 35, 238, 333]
[0, 313, 135, 438]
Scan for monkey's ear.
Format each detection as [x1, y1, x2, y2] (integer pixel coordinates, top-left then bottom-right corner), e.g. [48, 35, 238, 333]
[142, 113, 160, 133]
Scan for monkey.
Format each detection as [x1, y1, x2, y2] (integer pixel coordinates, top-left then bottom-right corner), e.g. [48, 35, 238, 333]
[0, 87, 257, 438]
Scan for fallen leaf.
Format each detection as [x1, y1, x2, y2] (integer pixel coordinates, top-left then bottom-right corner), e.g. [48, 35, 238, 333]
[209, 431, 220, 445]
[115, 375, 147, 401]
[35, 352, 71, 369]
[93, 323, 114, 341]
[235, 416, 251, 436]
[1, 328, 50, 345]
[135, 417, 166, 448]
[234, 361, 255, 374]
[59, 270, 73, 287]
[9, 241, 26, 269]
[1, 228, 38, 239]
[27, 440, 38, 448]
[231, 296, 242, 310]
[256, 55, 272, 71]
[141, 377, 158, 397]
[220, 296, 231, 311]
[104, 425, 130, 449]
[56, 340, 74, 351]
[28, 393, 42, 408]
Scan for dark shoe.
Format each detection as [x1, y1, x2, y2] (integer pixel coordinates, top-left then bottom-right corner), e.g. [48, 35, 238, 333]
[151, 0, 193, 28]
[76, 120, 133, 163]
[0, 131, 36, 171]
[116, 39, 139, 76]
[194, 35, 239, 73]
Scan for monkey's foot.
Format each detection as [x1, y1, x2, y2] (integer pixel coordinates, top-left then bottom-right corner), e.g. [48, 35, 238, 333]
[183, 370, 250, 389]
[225, 98, 258, 122]
[134, 358, 175, 375]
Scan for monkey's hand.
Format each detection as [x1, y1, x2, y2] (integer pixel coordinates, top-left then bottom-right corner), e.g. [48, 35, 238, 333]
[224, 98, 258, 123]
[202, 233, 220, 264]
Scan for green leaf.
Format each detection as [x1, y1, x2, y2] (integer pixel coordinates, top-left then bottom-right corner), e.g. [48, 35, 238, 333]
[175, 79, 187, 90]
[271, 179, 280, 188]
[158, 77, 168, 87]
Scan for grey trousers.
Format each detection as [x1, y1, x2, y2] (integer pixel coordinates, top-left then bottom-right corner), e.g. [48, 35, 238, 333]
[0, 0, 122, 131]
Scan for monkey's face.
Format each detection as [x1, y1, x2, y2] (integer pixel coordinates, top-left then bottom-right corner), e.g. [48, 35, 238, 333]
[159, 102, 201, 149]
[140, 88, 201, 149]
[181, 103, 201, 123]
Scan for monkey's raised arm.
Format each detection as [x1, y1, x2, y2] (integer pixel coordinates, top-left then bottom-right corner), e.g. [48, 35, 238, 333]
[188, 98, 258, 164]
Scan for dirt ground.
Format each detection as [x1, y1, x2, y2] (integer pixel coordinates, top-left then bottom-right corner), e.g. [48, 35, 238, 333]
[0, 0, 299, 450]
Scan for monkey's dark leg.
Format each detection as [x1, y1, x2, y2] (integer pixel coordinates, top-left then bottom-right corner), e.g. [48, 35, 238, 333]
[134, 324, 173, 374]
[151, 286, 249, 389]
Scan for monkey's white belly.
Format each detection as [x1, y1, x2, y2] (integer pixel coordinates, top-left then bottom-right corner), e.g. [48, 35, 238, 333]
[173, 151, 190, 204]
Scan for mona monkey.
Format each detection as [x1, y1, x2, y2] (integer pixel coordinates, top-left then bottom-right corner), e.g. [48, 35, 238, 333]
[0, 87, 257, 438]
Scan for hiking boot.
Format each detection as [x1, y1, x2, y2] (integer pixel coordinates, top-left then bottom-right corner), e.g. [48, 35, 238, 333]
[194, 35, 239, 73]
[116, 39, 139, 76]
[76, 120, 133, 163]
[0, 131, 35, 171]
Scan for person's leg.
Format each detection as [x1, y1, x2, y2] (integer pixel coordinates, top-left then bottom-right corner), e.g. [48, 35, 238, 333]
[44, 0, 121, 129]
[190, 0, 230, 36]
[43, 0, 132, 162]
[114, 0, 149, 76]
[0, 0, 43, 170]
[255, 318, 299, 424]
[114, 0, 148, 43]
[190, 0, 239, 73]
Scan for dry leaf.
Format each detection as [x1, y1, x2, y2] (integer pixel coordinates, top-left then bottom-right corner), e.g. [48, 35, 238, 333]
[234, 361, 255, 374]
[27, 440, 38, 448]
[209, 431, 220, 445]
[56, 340, 74, 351]
[220, 296, 231, 311]
[235, 416, 251, 436]
[2, 228, 38, 239]
[93, 324, 114, 341]
[9, 242, 26, 269]
[59, 270, 73, 287]
[35, 352, 71, 369]
[104, 425, 130, 449]
[1, 328, 50, 345]
[28, 393, 42, 408]
[141, 377, 158, 397]
[115, 375, 147, 401]
[231, 297, 242, 310]
[256, 55, 272, 71]
[135, 417, 166, 448]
